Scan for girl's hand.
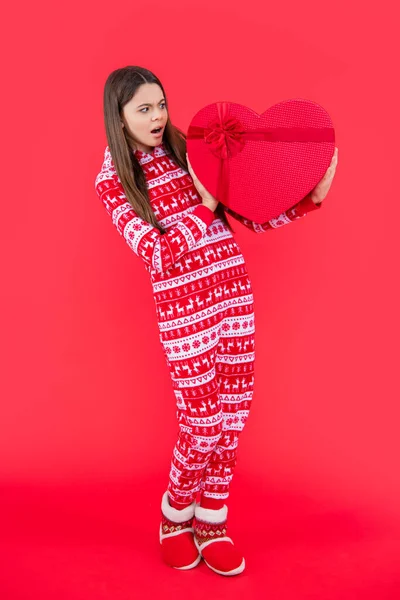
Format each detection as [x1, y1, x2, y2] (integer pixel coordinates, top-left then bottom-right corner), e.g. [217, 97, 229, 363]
[186, 152, 219, 212]
[310, 147, 338, 205]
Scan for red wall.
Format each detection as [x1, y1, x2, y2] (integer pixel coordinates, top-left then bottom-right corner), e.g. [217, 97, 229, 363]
[1, 0, 399, 526]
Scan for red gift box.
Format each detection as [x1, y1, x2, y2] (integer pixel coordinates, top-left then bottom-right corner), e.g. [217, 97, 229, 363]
[186, 99, 335, 224]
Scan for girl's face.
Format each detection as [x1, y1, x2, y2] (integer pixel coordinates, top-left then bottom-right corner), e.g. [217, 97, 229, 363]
[121, 83, 168, 153]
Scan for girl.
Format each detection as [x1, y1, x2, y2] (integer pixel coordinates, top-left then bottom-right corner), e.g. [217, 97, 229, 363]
[95, 66, 338, 577]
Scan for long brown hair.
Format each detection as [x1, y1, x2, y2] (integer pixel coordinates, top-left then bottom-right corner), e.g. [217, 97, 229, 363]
[103, 65, 235, 235]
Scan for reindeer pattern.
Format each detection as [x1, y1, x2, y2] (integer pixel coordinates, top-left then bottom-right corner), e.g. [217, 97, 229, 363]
[97, 142, 257, 506]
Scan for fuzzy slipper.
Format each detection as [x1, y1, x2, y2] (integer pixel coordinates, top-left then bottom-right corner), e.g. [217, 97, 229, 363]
[160, 491, 201, 570]
[193, 503, 245, 576]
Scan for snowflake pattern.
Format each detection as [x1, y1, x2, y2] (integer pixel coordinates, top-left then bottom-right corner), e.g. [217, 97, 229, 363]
[94, 141, 320, 506]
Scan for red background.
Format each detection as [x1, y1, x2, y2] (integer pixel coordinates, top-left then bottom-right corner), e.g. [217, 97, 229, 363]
[1, 0, 400, 598]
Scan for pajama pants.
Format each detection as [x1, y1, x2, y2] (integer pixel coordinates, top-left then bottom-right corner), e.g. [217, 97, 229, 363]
[156, 262, 256, 507]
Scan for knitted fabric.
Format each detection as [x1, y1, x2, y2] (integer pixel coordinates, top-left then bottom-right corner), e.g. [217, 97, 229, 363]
[194, 518, 228, 546]
[161, 513, 194, 536]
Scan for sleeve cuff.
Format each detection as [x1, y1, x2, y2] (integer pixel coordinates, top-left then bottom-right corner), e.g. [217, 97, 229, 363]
[192, 204, 216, 227]
[299, 193, 323, 213]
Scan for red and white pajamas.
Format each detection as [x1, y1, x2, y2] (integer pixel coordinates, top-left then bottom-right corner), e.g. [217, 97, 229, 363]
[95, 142, 321, 508]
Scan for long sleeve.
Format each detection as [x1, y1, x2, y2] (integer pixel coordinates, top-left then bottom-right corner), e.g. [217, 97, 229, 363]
[95, 175, 215, 275]
[224, 193, 322, 233]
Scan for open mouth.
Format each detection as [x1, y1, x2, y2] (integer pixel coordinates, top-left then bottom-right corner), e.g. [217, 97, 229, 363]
[151, 127, 163, 135]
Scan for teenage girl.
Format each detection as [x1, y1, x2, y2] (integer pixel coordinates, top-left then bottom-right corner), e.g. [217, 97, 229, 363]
[95, 65, 338, 577]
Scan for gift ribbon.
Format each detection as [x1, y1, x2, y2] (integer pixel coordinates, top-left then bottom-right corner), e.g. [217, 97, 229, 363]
[187, 101, 335, 209]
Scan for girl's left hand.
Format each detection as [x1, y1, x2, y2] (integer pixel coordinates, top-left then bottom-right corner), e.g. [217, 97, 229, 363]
[310, 147, 338, 205]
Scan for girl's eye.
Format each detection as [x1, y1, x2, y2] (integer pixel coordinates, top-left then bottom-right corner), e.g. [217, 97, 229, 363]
[140, 103, 166, 113]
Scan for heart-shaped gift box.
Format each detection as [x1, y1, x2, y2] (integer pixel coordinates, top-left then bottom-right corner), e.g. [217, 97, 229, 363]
[186, 99, 335, 223]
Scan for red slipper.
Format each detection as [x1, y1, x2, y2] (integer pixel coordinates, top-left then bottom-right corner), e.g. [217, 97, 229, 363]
[193, 503, 245, 576]
[160, 491, 201, 570]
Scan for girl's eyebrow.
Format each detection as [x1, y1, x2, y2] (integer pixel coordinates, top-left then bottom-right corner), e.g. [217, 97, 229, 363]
[137, 98, 166, 108]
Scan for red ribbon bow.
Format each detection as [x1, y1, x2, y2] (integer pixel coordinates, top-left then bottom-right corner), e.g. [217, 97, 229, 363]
[187, 101, 335, 209]
[203, 115, 246, 159]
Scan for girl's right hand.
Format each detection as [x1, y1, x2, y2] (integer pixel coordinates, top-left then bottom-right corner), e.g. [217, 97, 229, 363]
[186, 153, 219, 212]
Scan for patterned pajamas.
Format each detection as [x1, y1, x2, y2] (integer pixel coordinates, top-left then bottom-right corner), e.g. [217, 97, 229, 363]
[95, 142, 322, 506]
